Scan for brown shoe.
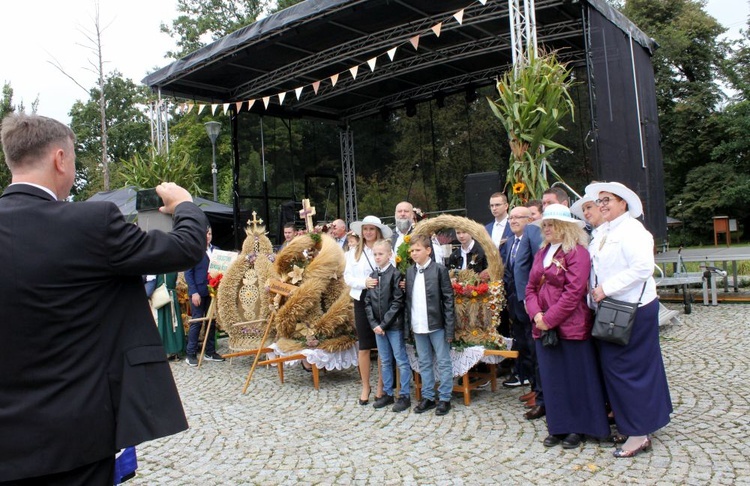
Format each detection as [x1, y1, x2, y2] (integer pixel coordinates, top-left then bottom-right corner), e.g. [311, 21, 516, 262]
[524, 396, 536, 408]
[519, 390, 536, 402]
[524, 405, 546, 420]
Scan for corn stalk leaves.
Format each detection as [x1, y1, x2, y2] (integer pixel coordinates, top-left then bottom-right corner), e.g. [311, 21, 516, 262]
[487, 49, 576, 205]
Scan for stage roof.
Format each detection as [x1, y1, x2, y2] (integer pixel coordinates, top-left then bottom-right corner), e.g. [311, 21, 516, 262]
[143, 0, 655, 123]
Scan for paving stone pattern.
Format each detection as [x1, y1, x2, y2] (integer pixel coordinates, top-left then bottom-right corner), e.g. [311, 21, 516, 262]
[131, 303, 750, 485]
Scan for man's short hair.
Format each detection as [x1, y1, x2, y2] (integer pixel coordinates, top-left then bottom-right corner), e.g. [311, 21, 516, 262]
[543, 187, 569, 205]
[283, 222, 296, 230]
[489, 192, 508, 204]
[525, 199, 543, 212]
[1, 114, 75, 170]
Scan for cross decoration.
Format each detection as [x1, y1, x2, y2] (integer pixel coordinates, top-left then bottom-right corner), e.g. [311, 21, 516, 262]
[299, 199, 316, 232]
[248, 210, 264, 230]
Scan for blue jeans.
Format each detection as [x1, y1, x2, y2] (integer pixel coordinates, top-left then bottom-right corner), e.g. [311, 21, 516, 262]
[375, 328, 412, 397]
[413, 329, 453, 402]
[186, 296, 215, 356]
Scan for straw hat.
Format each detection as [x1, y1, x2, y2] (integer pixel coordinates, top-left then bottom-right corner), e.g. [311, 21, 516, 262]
[585, 181, 643, 218]
[570, 195, 596, 221]
[532, 203, 586, 228]
[350, 215, 393, 239]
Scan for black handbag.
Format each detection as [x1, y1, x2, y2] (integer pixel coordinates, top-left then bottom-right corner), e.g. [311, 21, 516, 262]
[541, 329, 559, 347]
[592, 281, 647, 346]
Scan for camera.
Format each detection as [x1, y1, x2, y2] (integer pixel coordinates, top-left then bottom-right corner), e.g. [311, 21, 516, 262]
[135, 189, 173, 232]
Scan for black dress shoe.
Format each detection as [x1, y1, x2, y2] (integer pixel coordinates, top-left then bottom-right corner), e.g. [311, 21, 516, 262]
[543, 435, 562, 447]
[524, 405, 546, 420]
[562, 433, 584, 449]
[435, 400, 451, 416]
[372, 394, 394, 409]
[413, 398, 437, 414]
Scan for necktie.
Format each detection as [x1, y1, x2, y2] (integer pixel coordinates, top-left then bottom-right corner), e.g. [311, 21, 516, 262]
[510, 237, 521, 267]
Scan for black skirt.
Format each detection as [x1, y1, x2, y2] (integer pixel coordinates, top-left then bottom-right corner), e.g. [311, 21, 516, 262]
[353, 292, 377, 350]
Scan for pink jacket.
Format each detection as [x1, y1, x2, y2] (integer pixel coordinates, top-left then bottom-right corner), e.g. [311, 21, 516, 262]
[525, 244, 592, 340]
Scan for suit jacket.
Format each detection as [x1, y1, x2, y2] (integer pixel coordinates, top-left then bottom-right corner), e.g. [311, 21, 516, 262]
[404, 262, 455, 340]
[185, 244, 214, 297]
[0, 184, 207, 482]
[502, 225, 543, 322]
[364, 265, 405, 332]
[485, 219, 513, 261]
[447, 242, 488, 273]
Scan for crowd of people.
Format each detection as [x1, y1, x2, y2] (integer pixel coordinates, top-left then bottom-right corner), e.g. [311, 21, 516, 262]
[0, 112, 672, 483]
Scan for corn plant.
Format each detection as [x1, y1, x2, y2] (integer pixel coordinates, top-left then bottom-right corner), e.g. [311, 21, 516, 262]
[116, 149, 204, 195]
[487, 49, 575, 206]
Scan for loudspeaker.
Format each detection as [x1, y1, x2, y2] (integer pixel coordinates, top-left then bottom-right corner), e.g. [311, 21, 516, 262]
[464, 171, 504, 223]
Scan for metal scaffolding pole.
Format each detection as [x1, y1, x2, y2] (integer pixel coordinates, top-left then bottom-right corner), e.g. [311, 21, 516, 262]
[340, 126, 357, 225]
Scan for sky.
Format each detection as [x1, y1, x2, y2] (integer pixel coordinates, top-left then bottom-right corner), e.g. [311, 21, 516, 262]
[0, 0, 748, 124]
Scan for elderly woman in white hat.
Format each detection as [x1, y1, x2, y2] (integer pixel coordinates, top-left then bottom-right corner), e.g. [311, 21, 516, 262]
[524, 204, 610, 450]
[344, 215, 392, 405]
[586, 181, 672, 458]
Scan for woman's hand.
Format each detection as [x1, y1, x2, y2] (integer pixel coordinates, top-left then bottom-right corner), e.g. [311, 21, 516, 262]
[366, 277, 378, 289]
[534, 312, 549, 331]
[591, 285, 606, 303]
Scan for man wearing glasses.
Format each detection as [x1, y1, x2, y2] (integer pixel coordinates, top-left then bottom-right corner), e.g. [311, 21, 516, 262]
[485, 192, 513, 261]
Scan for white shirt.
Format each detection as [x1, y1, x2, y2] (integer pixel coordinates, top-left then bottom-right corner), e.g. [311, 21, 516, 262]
[394, 229, 408, 250]
[10, 182, 57, 200]
[460, 240, 476, 270]
[491, 217, 508, 247]
[410, 259, 432, 334]
[543, 243, 562, 268]
[593, 213, 657, 306]
[344, 245, 377, 300]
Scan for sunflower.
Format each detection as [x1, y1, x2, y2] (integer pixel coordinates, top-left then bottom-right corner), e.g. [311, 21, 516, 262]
[512, 182, 526, 194]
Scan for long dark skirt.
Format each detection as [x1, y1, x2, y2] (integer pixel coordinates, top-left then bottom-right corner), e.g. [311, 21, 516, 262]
[353, 294, 376, 350]
[536, 338, 610, 438]
[596, 298, 672, 436]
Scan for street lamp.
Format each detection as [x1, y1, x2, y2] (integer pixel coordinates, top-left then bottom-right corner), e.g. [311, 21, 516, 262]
[204, 121, 221, 201]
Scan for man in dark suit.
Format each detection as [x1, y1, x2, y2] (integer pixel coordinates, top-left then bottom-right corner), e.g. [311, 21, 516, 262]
[185, 226, 225, 366]
[501, 206, 546, 419]
[0, 114, 207, 484]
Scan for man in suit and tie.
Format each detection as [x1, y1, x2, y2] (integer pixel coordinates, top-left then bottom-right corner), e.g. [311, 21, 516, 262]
[485, 192, 513, 260]
[185, 225, 225, 367]
[501, 206, 546, 419]
[330, 218, 348, 249]
[0, 114, 207, 484]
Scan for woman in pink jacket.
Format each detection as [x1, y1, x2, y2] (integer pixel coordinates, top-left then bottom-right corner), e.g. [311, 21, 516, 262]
[525, 204, 610, 449]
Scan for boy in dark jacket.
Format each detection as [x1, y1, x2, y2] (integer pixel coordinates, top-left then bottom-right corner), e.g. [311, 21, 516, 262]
[405, 234, 456, 416]
[364, 239, 411, 412]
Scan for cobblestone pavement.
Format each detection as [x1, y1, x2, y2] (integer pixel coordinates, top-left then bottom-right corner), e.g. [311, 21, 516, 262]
[131, 303, 750, 485]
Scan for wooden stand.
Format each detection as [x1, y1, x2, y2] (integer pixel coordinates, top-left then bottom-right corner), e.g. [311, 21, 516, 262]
[413, 349, 518, 406]
[186, 298, 218, 368]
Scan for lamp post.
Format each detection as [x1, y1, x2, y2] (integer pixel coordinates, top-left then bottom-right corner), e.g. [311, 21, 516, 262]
[204, 121, 221, 201]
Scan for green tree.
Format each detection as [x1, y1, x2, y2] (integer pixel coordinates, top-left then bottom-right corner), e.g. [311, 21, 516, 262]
[161, 0, 266, 58]
[69, 71, 151, 200]
[0, 83, 16, 188]
[621, 0, 726, 197]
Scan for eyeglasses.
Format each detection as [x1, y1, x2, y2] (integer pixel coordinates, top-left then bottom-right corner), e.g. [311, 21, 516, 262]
[508, 216, 531, 221]
[596, 197, 613, 206]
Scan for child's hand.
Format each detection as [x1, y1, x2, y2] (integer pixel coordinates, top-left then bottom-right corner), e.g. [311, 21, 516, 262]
[446, 337, 453, 344]
[366, 277, 378, 288]
[398, 280, 405, 290]
[374, 325, 384, 335]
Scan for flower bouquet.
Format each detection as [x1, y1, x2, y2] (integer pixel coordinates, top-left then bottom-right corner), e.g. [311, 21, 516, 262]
[395, 234, 412, 275]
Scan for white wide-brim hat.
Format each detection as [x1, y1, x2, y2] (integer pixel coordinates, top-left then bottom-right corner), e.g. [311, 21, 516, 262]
[350, 215, 393, 239]
[533, 203, 586, 228]
[570, 195, 596, 222]
[585, 181, 643, 218]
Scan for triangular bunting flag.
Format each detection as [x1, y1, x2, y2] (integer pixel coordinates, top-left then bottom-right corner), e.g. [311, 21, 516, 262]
[197, 104, 206, 115]
[312, 80, 321, 94]
[295, 86, 304, 100]
[211, 104, 219, 115]
[262, 96, 270, 109]
[367, 57, 377, 72]
[454, 9, 464, 25]
[235, 101, 244, 112]
[247, 99, 256, 110]
[278, 92, 286, 105]
[409, 35, 420, 50]
[432, 22, 442, 37]
[223, 103, 230, 115]
[387, 47, 397, 61]
[349, 66, 359, 80]
[331, 73, 339, 87]
[186, 103, 194, 114]
[478, 0, 487, 4]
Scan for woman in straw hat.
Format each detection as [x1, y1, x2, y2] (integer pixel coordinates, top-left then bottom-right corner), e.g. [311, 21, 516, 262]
[586, 182, 672, 458]
[344, 215, 391, 405]
[525, 204, 610, 449]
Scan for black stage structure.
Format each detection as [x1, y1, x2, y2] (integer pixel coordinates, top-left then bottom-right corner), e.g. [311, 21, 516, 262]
[144, 0, 666, 249]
